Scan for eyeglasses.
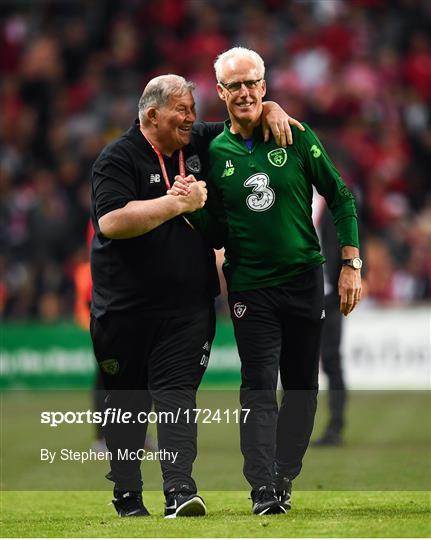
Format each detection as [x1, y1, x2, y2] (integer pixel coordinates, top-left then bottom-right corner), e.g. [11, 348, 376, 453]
[219, 79, 263, 93]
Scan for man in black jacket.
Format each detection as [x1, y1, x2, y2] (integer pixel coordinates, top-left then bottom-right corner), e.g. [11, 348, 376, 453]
[91, 75, 215, 519]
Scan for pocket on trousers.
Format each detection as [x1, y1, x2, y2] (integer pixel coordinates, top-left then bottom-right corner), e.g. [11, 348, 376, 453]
[90, 313, 115, 360]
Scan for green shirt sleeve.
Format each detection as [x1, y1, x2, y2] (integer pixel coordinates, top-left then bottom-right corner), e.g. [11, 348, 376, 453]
[299, 124, 360, 249]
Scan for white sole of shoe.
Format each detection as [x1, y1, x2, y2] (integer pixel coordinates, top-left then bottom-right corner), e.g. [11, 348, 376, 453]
[165, 497, 207, 518]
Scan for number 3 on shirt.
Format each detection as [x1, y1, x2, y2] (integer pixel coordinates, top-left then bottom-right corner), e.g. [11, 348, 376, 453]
[244, 173, 275, 212]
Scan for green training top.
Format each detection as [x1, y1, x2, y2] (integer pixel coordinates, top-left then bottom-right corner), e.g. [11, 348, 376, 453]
[201, 122, 359, 292]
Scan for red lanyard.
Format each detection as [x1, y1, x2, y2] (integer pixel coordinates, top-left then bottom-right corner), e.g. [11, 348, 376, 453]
[142, 132, 185, 188]
[142, 131, 194, 229]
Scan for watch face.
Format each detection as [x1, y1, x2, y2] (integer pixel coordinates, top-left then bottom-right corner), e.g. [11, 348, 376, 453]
[352, 258, 362, 269]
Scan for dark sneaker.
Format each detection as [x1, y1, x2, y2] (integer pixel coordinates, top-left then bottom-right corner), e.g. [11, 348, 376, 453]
[164, 484, 206, 518]
[251, 486, 286, 515]
[275, 477, 292, 511]
[312, 431, 343, 447]
[112, 490, 150, 517]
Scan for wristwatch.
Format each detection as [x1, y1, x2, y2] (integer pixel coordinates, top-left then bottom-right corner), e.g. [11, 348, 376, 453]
[342, 258, 362, 270]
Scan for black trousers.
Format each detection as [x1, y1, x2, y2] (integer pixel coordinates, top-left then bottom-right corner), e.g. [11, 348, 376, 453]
[90, 305, 216, 493]
[228, 267, 324, 489]
[93, 370, 105, 440]
[321, 292, 346, 434]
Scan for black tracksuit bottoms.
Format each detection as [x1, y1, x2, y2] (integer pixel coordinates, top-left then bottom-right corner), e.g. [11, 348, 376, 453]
[228, 266, 325, 489]
[90, 304, 216, 493]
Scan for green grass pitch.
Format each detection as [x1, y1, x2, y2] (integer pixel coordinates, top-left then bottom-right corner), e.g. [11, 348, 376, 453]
[1, 490, 429, 537]
[1, 390, 430, 536]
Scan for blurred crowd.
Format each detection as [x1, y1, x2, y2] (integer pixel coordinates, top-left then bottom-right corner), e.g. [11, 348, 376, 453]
[1, 0, 430, 321]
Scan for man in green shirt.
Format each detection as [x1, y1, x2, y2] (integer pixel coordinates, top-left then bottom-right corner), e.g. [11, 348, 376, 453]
[171, 47, 362, 515]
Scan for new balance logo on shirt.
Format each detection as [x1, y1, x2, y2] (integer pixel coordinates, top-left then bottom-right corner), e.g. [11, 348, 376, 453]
[222, 159, 235, 177]
[150, 174, 161, 183]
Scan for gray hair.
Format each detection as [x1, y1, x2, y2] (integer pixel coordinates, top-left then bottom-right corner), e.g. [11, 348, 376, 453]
[138, 74, 195, 122]
[214, 47, 265, 83]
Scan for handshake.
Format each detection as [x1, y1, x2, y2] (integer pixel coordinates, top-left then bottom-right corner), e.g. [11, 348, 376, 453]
[168, 174, 207, 213]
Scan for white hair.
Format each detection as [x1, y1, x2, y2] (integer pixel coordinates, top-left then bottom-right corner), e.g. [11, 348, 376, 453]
[214, 47, 265, 83]
[138, 74, 195, 122]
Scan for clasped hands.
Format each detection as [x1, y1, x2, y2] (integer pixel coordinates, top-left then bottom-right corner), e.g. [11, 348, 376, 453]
[168, 175, 205, 213]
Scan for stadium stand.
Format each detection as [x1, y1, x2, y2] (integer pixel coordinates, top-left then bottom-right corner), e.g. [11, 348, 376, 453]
[1, 0, 430, 320]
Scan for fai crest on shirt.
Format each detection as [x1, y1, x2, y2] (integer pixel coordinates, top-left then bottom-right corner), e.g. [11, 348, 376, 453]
[186, 154, 202, 174]
[267, 148, 287, 167]
[100, 358, 120, 375]
[233, 302, 247, 318]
